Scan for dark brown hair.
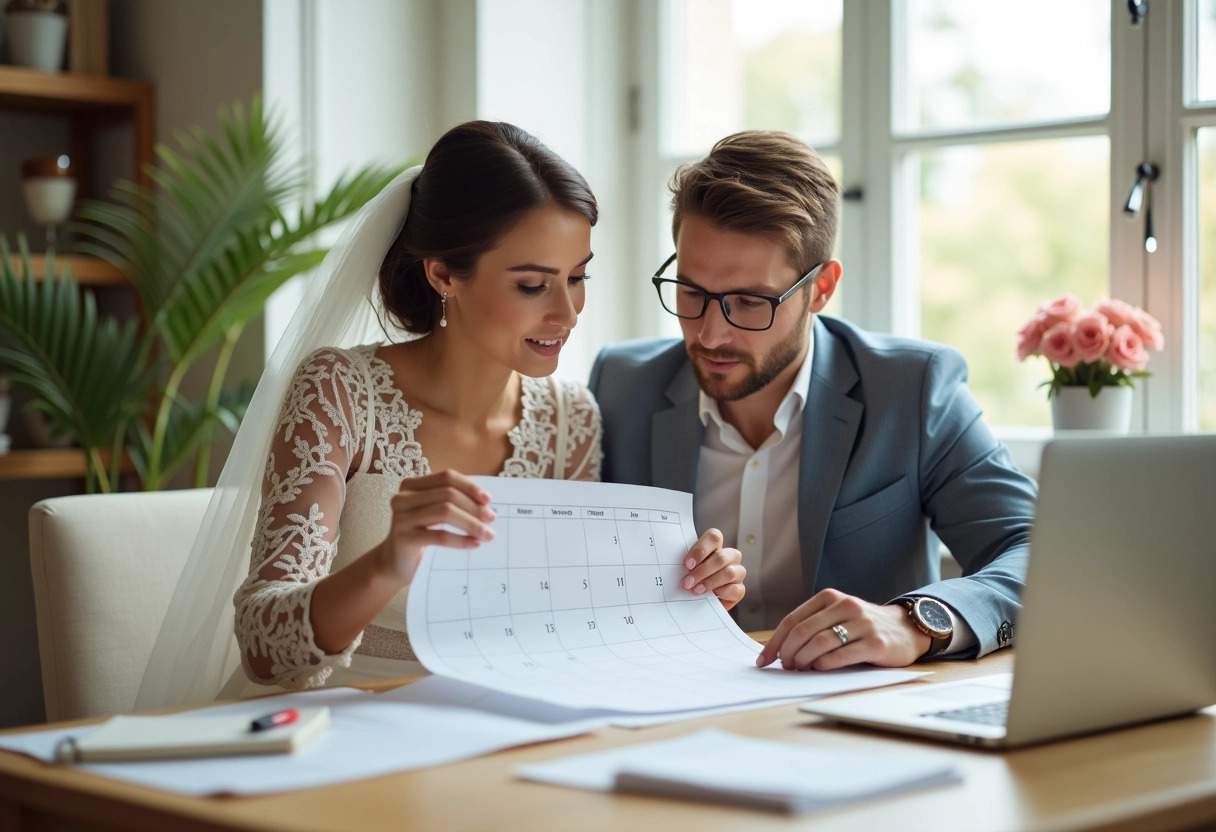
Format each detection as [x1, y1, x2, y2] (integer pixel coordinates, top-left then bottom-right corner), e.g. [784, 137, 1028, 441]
[669, 130, 839, 273]
[380, 121, 598, 333]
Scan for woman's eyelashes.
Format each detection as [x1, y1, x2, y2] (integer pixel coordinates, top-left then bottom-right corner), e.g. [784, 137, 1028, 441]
[515, 274, 591, 296]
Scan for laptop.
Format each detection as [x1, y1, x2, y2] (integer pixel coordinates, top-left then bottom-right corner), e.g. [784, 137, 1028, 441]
[800, 434, 1216, 748]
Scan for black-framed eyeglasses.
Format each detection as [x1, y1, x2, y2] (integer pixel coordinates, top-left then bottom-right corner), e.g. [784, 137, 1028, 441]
[651, 254, 823, 332]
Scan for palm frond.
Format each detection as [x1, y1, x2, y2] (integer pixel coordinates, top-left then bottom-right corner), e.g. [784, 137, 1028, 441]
[130, 381, 256, 483]
[155, 163, 402, 369]
[0, 238, 156, 453]
[73, 97, 301, 329]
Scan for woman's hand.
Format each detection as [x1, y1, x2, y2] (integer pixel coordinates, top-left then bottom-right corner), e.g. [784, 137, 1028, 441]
[681, 528, 746, 610]
[376, 470, 496, 584]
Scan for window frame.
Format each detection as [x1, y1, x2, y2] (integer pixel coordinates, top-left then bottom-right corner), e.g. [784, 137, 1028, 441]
[631, 0, 1213, 469]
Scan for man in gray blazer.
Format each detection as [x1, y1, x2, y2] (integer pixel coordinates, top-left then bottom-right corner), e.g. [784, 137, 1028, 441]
[590, 131, 1037, 670]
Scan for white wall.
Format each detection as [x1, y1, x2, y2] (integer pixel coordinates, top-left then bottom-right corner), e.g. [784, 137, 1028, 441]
[264, 0, 633, 379]
[263, 0, 440, 355]
[476, 0, 633, 380]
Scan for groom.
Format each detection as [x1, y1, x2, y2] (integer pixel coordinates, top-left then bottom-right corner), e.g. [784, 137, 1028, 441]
[590, 130, 1037, 671]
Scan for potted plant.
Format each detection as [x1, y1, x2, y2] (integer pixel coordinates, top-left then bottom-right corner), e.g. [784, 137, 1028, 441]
[1016, 294, 1164, 433]
[0, 98, 403, 491]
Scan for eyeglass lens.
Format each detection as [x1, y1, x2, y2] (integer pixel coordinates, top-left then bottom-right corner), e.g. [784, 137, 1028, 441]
[656, 281, 774, 330]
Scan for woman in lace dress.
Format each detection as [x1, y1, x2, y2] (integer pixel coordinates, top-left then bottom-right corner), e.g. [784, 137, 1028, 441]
[229, 122, 746, 693]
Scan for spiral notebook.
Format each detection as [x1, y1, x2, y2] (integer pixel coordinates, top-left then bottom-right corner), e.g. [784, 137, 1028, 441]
[54, 706, 330, 763]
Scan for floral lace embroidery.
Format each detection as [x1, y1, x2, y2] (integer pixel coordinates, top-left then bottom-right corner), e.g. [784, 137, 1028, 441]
[233, 344, 602, 689]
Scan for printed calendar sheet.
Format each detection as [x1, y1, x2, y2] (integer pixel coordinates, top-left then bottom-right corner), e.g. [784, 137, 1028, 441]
[407, 478, 923, 713]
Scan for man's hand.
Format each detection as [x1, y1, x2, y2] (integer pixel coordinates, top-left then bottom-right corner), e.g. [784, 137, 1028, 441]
[755, 589, 930, 670]
[682, 528, 746, 610]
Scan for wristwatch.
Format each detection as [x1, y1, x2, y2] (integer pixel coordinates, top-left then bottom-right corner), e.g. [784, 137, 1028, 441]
[898, 596, 953, 657]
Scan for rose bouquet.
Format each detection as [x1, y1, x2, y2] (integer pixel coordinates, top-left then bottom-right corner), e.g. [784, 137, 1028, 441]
[1016, 295, 1163, 398]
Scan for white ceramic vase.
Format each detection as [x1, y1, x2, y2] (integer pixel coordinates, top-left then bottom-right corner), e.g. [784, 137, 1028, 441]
[1050, 385, 1133, 434]
[4, 10, 69, 72]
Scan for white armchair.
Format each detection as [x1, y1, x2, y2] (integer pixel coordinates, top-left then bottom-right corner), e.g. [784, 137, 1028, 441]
[28, 489, 213, 721]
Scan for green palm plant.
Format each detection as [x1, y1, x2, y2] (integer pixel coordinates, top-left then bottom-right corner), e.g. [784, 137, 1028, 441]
[0, 98, 403, 491]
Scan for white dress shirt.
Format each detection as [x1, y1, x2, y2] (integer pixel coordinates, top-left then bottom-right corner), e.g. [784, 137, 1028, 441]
[695, 338, 815, 632]
[693, 328, 975, 652]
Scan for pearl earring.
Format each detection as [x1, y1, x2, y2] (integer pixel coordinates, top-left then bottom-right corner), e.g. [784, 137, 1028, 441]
[440, 292, 447, 328]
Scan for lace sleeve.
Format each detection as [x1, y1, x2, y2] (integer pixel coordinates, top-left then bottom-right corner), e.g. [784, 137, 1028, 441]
[555, 377, 602, 482]
[232, 347, 371, 689]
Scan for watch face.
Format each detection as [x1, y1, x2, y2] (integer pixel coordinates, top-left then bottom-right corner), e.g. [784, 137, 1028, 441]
[917, 599, 952, 635]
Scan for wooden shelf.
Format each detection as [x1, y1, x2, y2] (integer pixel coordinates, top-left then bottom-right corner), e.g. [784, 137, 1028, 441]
[0, 65, 152, 113]
[8, 254, 129, 287]
[0, 448, 133, 481]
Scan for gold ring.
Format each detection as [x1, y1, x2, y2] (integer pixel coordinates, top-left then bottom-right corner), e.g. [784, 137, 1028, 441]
[831, 624, 849, 645]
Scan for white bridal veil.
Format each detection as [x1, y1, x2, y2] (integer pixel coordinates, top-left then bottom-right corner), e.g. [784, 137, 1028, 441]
[135, 167, 422, 710]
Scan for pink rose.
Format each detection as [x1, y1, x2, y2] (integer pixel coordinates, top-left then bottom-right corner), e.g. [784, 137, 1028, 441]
[1040, 321, 1080, 369]
[1130, 309, 1164, 351]
[1093, 298, 1136, 329]
[1015, 316, 1047, 361]
[1037, 294, 1082, 327]
[1071, 312, 1113, 363]
[1107, 324, 1149, 372]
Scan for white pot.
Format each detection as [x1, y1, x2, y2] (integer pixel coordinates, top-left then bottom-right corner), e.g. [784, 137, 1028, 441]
[22, 176, 77, 225]
[4, 10, 69, 72]
[1051, 386, 1133, 434]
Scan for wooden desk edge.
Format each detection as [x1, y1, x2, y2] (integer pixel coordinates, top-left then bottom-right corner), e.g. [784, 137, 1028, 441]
[3, 649, 1215, 832]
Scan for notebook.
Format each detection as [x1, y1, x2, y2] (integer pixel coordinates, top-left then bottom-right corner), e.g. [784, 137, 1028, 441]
[516, 729, 960, 813]
[54, 706, 330, 763]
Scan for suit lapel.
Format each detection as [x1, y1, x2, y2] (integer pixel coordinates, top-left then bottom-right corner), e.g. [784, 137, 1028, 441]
[798, 318, 863, 596]
[651, 361, 703, 492]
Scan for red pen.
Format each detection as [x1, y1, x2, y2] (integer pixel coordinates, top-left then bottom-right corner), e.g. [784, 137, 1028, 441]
[249, 708, 299, 732]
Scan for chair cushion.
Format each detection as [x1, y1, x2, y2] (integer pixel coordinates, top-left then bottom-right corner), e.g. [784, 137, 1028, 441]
[28, 489, 212, 721]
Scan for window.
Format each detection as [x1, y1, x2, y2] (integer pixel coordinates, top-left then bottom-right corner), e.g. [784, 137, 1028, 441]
[1193, 0, 1216, 429]
[903, 0, 1111, 426]
[636, 0, 1214, 436]
[643, 0, 843, 340]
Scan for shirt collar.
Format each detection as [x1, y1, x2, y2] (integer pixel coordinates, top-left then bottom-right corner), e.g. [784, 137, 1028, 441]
[697, 324, 816, 441]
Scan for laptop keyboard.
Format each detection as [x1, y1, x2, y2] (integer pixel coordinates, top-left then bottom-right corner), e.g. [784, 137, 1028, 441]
[926, 700, 1009, 726]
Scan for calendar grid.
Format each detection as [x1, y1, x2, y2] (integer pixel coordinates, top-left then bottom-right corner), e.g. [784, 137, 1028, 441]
[407, 480, 781, 713]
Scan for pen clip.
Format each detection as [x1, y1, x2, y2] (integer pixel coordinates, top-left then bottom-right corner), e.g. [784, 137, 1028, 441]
[249, 708, 298, 732]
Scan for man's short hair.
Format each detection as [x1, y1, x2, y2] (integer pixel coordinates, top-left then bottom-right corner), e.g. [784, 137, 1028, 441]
[670, 130, 840, 274]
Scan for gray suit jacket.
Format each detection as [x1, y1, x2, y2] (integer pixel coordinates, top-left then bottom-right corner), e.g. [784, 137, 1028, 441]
[588, 316, 1037, 658]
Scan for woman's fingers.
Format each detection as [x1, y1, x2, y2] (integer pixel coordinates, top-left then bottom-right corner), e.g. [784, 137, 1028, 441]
[398, 469, 493, 506]
[391, 499, 495, 544]
[391, 485, 495, 525]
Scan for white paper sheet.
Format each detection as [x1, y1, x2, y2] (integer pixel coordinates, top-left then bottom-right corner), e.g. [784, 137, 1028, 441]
[0, 687, 601, 796]
[409, 477, 925, 712]
[516, 729, 962, 812]
[395, 670, 928, 729]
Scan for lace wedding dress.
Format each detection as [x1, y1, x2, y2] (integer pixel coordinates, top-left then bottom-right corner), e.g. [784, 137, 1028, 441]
[226, 344, 601, 696]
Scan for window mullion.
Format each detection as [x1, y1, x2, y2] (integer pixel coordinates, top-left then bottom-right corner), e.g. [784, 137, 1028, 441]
[1110, 0, 1152, 429]
[838, 0, 868, 327]
[629, 0, 667, 342]
[1144, 0, 1191, 431]
[846, 0, 900, 334]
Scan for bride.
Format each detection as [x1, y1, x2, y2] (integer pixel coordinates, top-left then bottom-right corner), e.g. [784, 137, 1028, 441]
[137, 121, 745, 708]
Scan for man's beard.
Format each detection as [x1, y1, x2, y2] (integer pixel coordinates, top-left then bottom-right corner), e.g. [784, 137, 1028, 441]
[688, 318, 809, 403]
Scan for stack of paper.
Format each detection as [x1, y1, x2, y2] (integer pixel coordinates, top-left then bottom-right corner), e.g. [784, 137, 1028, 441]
[516, 729, 961, 813]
